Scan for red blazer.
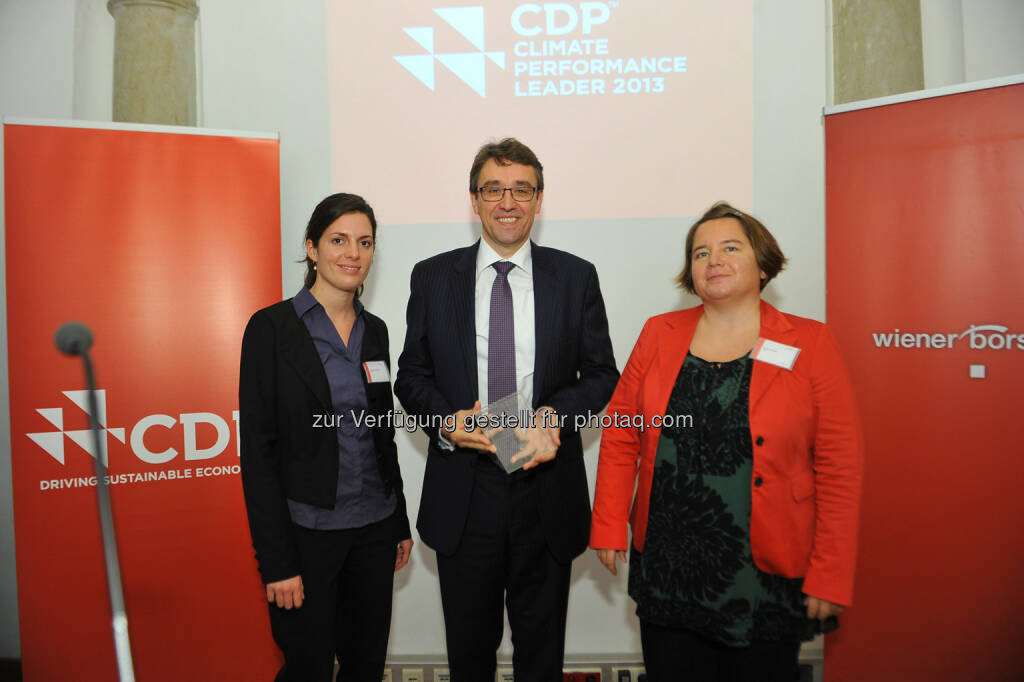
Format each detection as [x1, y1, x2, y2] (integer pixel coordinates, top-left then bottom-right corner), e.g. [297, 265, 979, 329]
[591, 302, 863, 606]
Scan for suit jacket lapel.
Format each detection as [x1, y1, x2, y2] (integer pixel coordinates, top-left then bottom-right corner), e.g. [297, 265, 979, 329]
[360, 313, 382, 371]
[654, 308, 701, 414]
[531, 243, 559, 407]
[749, 301, 799, 411]
[452, 243, 479, 398]
[280, 308, 332, 410]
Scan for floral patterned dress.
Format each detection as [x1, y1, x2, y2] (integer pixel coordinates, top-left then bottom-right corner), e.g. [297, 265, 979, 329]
[627, 352, 816, 647]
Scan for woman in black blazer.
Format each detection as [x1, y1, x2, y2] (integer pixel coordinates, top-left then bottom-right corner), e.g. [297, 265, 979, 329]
[239, 193, 412, 681]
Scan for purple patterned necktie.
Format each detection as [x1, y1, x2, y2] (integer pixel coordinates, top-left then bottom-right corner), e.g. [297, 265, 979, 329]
[488, 261, 516, 406]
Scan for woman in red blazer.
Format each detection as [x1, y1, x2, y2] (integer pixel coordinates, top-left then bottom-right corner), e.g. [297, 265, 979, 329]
[591, 202, 863, 681]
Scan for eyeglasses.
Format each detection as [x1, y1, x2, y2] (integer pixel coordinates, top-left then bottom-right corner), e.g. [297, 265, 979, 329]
[476, 186, 538, 202]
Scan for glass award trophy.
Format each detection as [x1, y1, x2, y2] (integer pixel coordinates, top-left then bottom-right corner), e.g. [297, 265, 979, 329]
[478, 392, 531, 473]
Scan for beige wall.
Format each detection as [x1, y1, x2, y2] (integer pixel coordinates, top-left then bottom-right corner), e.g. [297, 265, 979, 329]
[832, 0, 924, 104]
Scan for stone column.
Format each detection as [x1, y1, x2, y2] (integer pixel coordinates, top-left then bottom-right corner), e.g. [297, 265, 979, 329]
[833, 0, 924, 104]
[108, 0, 199, 125]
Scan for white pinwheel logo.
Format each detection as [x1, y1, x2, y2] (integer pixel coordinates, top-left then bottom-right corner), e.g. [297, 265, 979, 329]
[26, 390, 126, 466]
[395, 7, 506, 97]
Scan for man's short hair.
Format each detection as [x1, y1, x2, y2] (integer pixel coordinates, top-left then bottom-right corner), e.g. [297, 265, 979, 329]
[469, 138, 545, 193]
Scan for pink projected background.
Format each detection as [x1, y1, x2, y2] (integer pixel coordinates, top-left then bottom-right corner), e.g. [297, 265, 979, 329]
[327, 1, 752, 223]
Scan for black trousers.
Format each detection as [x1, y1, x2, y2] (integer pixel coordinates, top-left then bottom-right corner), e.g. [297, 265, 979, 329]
[268, 515, 398, 682]
[436, 461, 572, 682]
[640, 620, 800, 682]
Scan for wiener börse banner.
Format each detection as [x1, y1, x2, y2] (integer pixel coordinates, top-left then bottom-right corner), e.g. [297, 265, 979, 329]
[4, 121, 282, 680]
[824, 82, 1024, 681]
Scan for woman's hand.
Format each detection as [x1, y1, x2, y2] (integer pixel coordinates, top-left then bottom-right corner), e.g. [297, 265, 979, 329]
[266, 575, 304, 609]
[803, 594, 845, 620]
[595, 548, 628, 576]
[395, 538, 414, 571]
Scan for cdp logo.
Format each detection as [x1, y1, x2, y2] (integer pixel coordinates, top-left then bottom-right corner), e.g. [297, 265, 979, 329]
[395, 6, 506, 97]
[26, 390, 239, 466]
[511, 2, 612, 36]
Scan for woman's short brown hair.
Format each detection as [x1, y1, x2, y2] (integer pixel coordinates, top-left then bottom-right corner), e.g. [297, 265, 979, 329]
[677, 201, 787, 294]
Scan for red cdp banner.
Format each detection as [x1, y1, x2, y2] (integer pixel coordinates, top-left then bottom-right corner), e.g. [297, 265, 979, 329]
[824, 84, 1024, 681]
[4, 122, 282, 680]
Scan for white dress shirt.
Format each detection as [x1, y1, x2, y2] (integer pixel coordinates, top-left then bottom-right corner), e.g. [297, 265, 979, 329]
[475, 238, 535, 412]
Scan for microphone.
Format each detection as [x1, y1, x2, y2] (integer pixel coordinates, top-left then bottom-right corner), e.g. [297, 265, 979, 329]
[53, 321, 136, 681]
[55, 322, 94, 356]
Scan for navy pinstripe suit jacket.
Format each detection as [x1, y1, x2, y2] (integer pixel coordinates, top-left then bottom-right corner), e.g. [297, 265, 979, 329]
[395, 240, 619, 562]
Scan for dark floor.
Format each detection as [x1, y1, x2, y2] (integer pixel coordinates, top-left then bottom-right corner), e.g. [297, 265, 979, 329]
[0, 660, 20, 682]
[0, 659, 812, 681]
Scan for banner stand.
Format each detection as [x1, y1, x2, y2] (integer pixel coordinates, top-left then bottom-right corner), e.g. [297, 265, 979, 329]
[5, 118, 283, 681]
[823, 78, 1024, 681]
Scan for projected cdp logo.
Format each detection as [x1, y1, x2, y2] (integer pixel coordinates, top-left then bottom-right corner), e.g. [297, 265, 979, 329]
[395, 6, 506, 97]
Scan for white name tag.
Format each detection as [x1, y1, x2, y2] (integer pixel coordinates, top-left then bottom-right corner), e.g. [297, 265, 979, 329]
[750, 338, 801, 370]
[362, 360, 390, 383]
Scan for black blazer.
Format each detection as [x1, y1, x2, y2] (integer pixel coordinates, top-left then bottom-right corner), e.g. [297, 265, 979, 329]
[394, 241, 619, 562]
[239, 299, 411, 584]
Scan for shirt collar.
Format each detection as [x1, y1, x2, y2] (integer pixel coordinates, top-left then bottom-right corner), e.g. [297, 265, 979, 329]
[476, 238, 532, 279]
[292, 286, 364, 317]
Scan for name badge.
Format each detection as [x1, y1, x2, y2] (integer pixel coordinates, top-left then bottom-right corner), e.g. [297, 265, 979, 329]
[362, 360, 391, 383]
[750, 338, 801, 370]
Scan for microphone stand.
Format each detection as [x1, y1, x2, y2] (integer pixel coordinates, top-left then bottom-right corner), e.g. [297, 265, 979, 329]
[80, 350, 136, 681]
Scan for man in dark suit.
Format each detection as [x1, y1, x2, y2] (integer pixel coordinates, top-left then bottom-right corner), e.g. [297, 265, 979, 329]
[395, 138, 619, 680]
